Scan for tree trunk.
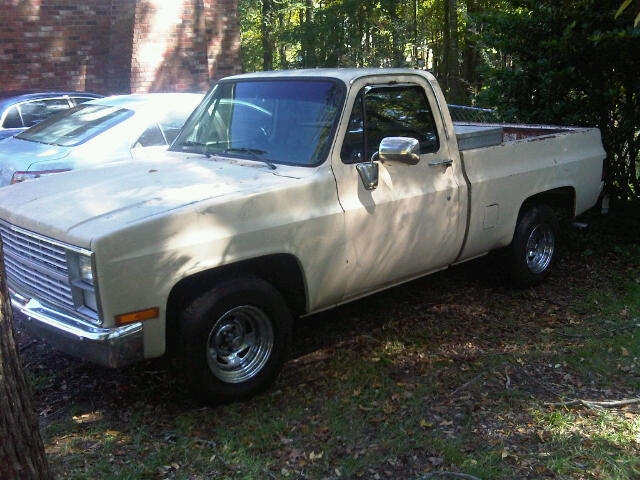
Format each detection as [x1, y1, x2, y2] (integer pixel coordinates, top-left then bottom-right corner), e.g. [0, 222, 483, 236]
[442, 0, 451, 88]
[300, 0, 316, 67]
[442, 0, 459, 100]
[261, 0, 274, 70]
[448, 0, 458, 80]
[462, 0, 481, 96]
[0, 240, 51, 479]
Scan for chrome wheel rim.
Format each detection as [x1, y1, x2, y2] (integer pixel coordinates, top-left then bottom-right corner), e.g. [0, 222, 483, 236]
[525, 224, 555, 274]
[206, 305, 274, 384]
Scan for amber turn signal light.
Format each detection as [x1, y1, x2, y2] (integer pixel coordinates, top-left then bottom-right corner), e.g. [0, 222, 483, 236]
[116, 307, 159, 325]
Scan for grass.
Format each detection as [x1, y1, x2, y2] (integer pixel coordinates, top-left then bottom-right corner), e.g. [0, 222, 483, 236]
[21, 206, 640, 479]
[531, 408, 640, 479]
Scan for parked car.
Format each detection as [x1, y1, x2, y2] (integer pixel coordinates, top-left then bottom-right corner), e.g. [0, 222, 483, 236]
[0, 92, 203, 186]
[0, 90, 103, 140]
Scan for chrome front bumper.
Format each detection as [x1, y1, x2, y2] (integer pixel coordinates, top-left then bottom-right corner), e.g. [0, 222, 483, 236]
[11, 289, 144, 368]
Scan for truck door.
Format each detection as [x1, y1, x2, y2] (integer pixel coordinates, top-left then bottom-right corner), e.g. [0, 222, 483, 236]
[332, 79, 466, 300]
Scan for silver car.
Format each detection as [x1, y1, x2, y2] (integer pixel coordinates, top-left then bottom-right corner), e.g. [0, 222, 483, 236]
[0, 93, 203, 186]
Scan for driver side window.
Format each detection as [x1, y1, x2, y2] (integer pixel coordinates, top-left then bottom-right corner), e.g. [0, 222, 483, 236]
[340, 84, 440, 164]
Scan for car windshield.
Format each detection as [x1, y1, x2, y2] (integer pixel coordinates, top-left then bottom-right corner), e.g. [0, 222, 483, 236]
[171, 79, 344, 167]
[16, 104, 133, 147]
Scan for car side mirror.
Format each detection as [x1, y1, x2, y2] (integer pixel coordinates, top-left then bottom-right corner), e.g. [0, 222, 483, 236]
[356, 137, 420, 190]
[378, 137, 420, 165]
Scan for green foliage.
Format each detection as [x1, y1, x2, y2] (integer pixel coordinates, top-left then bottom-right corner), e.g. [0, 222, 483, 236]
[616, 0, 640, 27]
[239, 0, 422, 70]
[241, 0, 504, 103]
[238, 0, 263, 72]
[476, 0, 640, 203]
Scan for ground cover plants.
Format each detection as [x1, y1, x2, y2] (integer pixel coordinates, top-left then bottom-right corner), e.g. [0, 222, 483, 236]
[17, 204, 640, 479]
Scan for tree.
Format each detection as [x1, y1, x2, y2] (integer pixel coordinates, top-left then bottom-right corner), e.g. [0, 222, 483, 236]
[0, 239, 51, 479]
[238, 0, 486, 104]
[261, 0, 275, 70]
[477, 0, 640, 204]
[442, 0, 460, 98]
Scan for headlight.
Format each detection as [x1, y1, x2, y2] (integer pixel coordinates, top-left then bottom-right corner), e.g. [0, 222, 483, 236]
[78, 254, 94, 285]
[78, 254, 98, 312]
[68, 250, 100, 324]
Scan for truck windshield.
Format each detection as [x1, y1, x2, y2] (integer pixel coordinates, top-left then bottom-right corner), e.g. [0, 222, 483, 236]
[171, 79, 344, 167]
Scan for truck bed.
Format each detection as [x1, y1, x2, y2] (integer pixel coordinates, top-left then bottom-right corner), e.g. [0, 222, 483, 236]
[455, 124, 605, 261]
[454, 122, 577, 151]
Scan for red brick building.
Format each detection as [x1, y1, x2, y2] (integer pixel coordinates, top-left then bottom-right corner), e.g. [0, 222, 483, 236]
[0, 0, 242, 95]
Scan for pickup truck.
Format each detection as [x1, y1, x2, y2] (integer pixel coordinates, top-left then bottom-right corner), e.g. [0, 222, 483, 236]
[0, 69, 605, 403]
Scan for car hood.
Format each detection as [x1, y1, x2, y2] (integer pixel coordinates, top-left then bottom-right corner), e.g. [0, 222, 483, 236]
[0, 137, 72, 185]
[0, 152, 315, 248]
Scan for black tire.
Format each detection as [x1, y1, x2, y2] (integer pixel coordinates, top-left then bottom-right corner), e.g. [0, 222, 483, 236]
[507, 204, 559, 287]
[177, 276, 293, 404]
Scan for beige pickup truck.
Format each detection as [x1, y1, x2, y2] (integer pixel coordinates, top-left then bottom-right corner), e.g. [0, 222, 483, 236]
[0, 69, 605, 403]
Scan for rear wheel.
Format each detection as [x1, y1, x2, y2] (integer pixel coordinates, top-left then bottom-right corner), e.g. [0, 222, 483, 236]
[507, 204, 559, 287]
[177, 277, 293, 403]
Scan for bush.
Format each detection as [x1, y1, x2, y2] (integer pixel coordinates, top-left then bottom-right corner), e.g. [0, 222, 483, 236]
[476, 0, 640, 204]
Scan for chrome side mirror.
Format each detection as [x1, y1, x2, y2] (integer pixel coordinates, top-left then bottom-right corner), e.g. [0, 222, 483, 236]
[378, 137, 420, 165]
[355, 137, 420, 190]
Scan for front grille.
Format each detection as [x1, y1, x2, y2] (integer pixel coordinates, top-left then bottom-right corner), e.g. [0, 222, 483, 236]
[0, 222, 75, 310]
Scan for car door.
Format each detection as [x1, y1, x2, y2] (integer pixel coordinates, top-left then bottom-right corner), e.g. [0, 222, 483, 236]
[331, 77, 466, 300]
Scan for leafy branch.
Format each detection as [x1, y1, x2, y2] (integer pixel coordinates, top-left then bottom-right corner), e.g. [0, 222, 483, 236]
[616, 0, 640, 27]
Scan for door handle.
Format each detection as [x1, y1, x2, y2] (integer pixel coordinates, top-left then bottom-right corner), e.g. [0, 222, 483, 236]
[428, 159, 453, 168]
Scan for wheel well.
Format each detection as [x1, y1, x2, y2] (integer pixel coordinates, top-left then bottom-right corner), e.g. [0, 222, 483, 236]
[165, 254, 307, 354]
[519, 187, 575, 221]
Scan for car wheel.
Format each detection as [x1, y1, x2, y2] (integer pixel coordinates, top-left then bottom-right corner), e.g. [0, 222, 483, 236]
[178, 276, 293, 403]
[507, 204, 559, 287]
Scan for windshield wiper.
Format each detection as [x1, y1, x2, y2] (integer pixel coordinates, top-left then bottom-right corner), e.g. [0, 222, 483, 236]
[223, 147, 277, 170]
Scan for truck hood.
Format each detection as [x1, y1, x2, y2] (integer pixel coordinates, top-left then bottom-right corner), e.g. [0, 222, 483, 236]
[0, 152, 314, 247]
[0, 137, 72, 185]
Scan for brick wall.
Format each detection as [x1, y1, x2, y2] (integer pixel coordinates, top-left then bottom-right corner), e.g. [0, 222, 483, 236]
[108, 0, 137, 94]
[0, 0, 241, 94]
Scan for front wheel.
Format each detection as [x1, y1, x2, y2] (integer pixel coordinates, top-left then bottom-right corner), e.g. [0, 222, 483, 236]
[507, 204, 559, 287]
[177, 277, 293, 404]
